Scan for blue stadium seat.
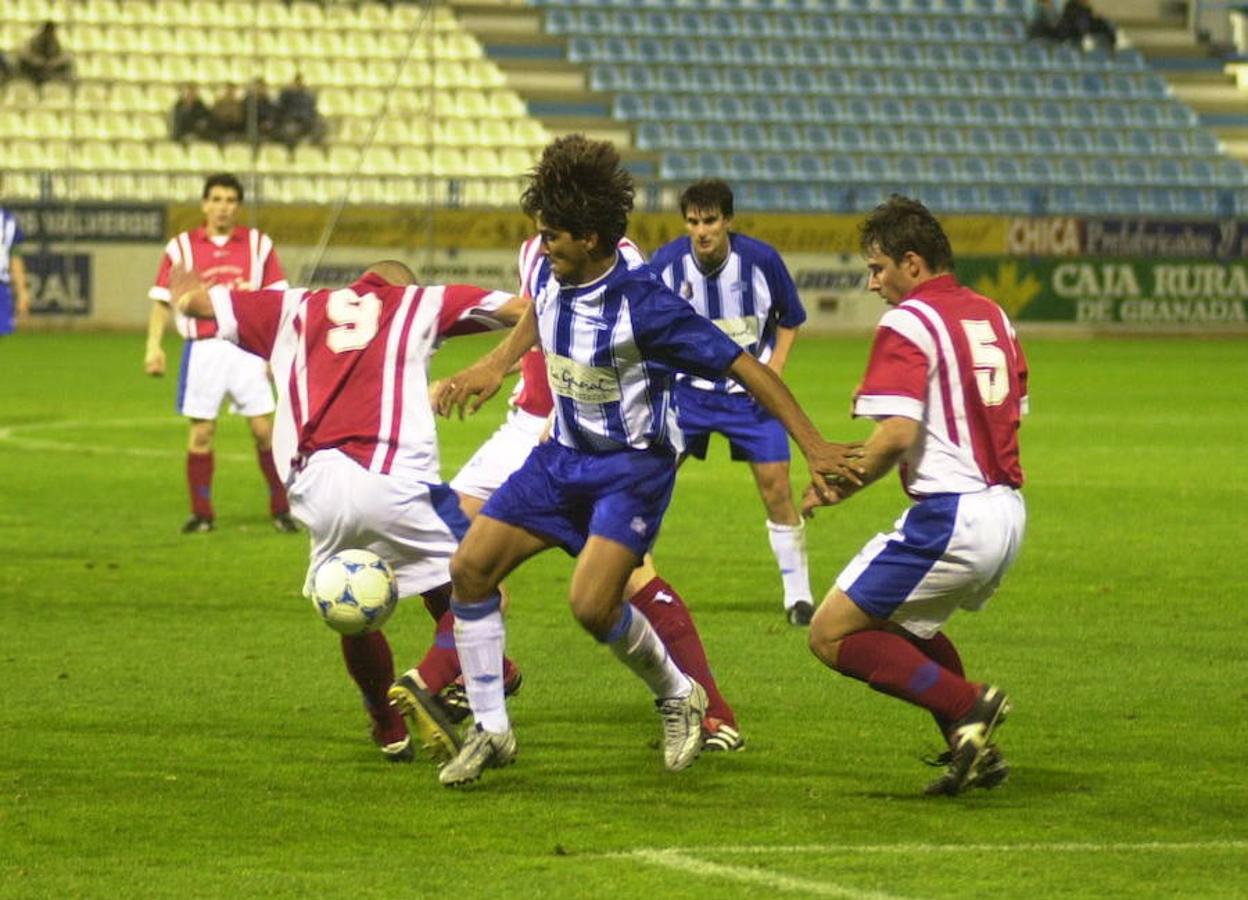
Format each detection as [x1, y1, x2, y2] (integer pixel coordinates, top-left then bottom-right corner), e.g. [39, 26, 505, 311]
[991, 157, 1022, 183]
[944, 99, 972, 125]
[802, 123, 837, 151]
[1022, 156, 1055, 185]
[696, 151, 730, 178]
[959, 156, 990, 183]
[974, 98, 1006, 125]
[1056, 156, 1090, 185]
[929, 156, 958, 184]
[670, 121, 703, 149]
[794, 41, 829, 67]
[1121, 158, 1151, 185]
[1095, 130, 1122, 155]
[758, 68, 792, 95]
[1063, 129, 1093, 155]
[613, 93, 647, 120]
[660, 152, 697, 180]
[949, 185, 986, 212]
[931, 130, 962, 154]
[965, 126, 995, 155]
[836, 124, 866, 152]
[1089, 158, 1119, 185]
[730, 152, 762, 181]
[828, 155, 864, 183]
[652, 93, 682, 120]
[1124, 128, 1155, 156]
[909, 98, 940, 125]
[980, 72, 1012, 97]
[1188, 158, 1216, 186]
[794, 153, 826, 181]
[772, 122, 804, 150]
[714, 95, 747, 121]
[705, 121, 741, 151]
[636, 37, 668, 63]
[1032, 129, 1061, 155]
[740, 122, 769, 149]
[635, 121, 666, 150]
[820, 69, 851, 94]
[946, 71, 980, 98]
[1154, 157, 1185, 185]
[1100, 103, 1131, 129]
[997, 130, 1029, 155]
[1067, 102, 1100, 130]
[814, 96, 847, 121]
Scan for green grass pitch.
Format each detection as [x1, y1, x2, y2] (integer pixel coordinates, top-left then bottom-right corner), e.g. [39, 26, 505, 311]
[1, 330, 1245, 899]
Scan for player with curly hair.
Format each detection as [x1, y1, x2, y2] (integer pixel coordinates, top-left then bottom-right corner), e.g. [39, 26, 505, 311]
[430, 135, 863, 787]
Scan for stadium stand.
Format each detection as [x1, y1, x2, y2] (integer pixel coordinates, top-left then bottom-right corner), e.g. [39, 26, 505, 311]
[2, 0, 1247, 215]
[0, 0, 550, 204]
[534, 0, 1248, 214]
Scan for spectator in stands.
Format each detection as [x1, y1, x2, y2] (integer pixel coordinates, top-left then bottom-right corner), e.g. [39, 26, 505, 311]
[16, 21, 73, 86]
[171, 83, 213, 143]
[209, 83, 245, 144]
[1033, 0, 1118, 51]
[1027, 0, 1060, 39]
[276, 73, 326, 148]
[242, 78, 279, 144]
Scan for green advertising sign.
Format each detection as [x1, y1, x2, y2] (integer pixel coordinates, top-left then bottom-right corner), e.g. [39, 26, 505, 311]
[958, 257, 1248, 326]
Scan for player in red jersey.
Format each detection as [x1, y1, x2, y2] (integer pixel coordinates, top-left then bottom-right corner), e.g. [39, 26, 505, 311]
[438, 234, 746, 752]
[170, 260, 529, 762]
[802, 196, 1028, 796]
[144, 173, 294, 535]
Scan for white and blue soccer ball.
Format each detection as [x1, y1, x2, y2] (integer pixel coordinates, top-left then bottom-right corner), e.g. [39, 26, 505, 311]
[310, 549, 398, 635]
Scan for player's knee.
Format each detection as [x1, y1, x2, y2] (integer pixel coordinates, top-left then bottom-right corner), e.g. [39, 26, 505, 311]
[568, 594, 614, 640]
[449, 548, 492, 601]
[807, 616, 843, 668]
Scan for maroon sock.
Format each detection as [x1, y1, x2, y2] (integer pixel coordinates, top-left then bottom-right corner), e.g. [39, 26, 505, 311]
[905, 631, 966, 742]
[415, 611, 461, 694]
[340, 630, 401, 738]
[630, 577, 737, 729]
[835, 629, 978, 724]
[187, 451, 214, 519]
[257, 448, 288, 515]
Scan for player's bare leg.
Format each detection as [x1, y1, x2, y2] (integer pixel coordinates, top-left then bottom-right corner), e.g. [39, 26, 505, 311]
[183, 418, 216, 532]
[246, 413, 296, 532]
[623, 556, 742, 751]
[574, 538, 706, 771]
[750, 460, 813, 625]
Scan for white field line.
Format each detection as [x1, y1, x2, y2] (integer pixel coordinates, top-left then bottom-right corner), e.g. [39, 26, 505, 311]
[623, 840, 1248, 856]
[621, 848, 909, 900]
[604, 842, 1248, 900]
[0, 418, 252, 462]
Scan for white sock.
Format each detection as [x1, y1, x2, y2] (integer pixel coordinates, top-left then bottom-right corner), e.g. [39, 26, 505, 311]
[452, 603, 509, 733]
[606, 604, 691, 700]
[767, 519, 813, 609]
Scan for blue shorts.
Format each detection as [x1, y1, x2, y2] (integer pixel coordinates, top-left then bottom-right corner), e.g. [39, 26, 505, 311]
[0, 286, 14, 336]
[675, 382, 790, 463]
[481, 441, 678, 558]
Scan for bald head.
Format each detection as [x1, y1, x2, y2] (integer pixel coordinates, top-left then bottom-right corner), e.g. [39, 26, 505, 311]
[365, 260, 417, 286]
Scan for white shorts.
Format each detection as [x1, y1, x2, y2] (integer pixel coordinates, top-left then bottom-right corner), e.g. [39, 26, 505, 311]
[287, 450, 471, 600]
[449, 407, 547, 501]
[177, 338, 276, 420]
[835, 486, 1026, 639]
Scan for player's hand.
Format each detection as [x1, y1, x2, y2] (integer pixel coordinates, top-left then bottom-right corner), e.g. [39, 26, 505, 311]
[144, 347, 166, 377]
[801, 482, 845, 519]
[432, 364, 503, 419]
[169, 265, 208, 314]
[809, 440, 866, 484]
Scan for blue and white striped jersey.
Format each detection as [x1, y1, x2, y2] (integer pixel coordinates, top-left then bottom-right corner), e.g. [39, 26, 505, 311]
[532, 253, 744, 454]
[0, 208, 25, 287]
[648, 233, 805, 394]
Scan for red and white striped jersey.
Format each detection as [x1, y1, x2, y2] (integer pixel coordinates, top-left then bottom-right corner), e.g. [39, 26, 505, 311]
[510, 234, 646, 418]
[203, 272, 514, 483]
[150, 226, 287, 338]
[854, 274, 1027, 497]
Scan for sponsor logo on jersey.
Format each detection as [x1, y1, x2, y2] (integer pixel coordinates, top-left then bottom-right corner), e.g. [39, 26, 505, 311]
[546, 355, 621, 403]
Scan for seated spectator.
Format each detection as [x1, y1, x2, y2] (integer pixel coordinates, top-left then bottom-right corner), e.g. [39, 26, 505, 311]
[242, 78, 279, 143]
[171, 82, 212, 142]
[208, 82, 245, 143]
[1027, 0, 1060, 39]
[16, 21, 73, 86]
[276, 73, 326, 147]
[1038, 0, 1118, 50]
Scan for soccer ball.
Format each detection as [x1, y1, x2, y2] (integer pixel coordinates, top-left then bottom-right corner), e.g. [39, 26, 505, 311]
[310, 549, 398, 635]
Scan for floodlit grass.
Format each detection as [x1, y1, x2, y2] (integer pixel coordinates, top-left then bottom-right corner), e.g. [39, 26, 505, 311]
[1, 331, 1245, 899]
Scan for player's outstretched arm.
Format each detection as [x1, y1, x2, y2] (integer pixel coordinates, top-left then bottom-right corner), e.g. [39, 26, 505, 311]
[802, 416, 920, 518]
[728, 352, 864, 498]
[433, 301, 539, 420]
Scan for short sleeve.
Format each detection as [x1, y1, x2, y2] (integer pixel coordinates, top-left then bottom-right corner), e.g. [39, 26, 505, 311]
[763, 247, 806, 328]
[631, 281, 743, 380]
[852, 324, 929, 421]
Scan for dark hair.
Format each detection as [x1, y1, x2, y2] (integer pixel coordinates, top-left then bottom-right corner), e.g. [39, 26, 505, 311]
[859, 194, 953, 273]
[520, 135, 633, 252]
[679, 178, 734, 219]
[202, 172, 244, 202]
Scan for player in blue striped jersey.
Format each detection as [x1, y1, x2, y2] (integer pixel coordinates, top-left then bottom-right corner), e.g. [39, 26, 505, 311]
[650, 179, 814, 626]
[0, 194, 32, 336]
[431, 136, 862, 787]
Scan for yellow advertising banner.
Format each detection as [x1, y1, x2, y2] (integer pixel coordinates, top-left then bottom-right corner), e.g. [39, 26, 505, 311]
[168, 206, 1009, 257]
